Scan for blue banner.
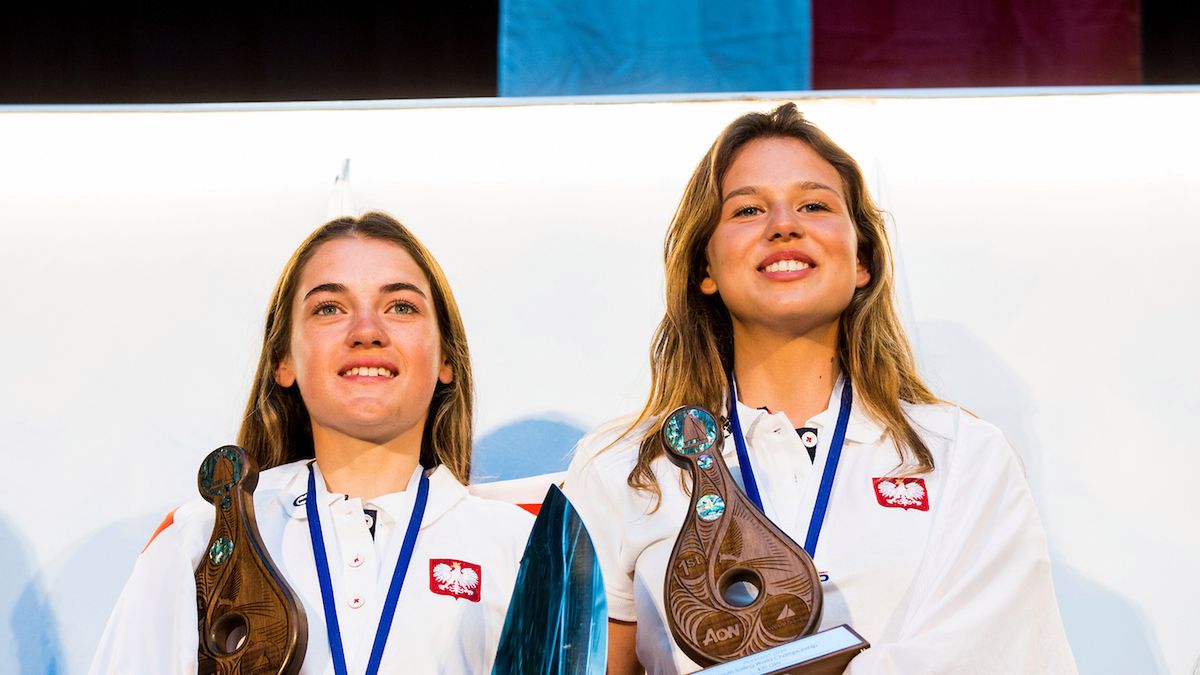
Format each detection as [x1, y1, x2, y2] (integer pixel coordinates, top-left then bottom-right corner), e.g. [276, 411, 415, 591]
[499, 0, 812, 96]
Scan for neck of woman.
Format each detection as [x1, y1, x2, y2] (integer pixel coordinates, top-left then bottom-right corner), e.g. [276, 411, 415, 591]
[731, 320, 841, 427]
[311, 424, 425, 502]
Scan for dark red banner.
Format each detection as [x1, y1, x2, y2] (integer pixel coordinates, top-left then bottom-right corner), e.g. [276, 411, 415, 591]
[813, 0, 1141, 89]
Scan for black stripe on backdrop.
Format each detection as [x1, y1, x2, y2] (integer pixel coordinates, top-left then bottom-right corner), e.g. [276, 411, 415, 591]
[0, 4, 499, 104]
[1142, 0, 1200, 84]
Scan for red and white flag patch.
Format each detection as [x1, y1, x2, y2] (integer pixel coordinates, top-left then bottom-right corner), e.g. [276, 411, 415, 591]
[872, 477, 929, 511]
[429, 558, 482, 602]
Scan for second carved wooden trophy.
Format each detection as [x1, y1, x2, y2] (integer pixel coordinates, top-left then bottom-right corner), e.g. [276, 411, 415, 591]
[195, 445, 307, 675]
[660, 406, 824, 667]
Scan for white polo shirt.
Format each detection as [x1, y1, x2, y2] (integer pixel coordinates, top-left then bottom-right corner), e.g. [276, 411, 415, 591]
[563, 379, 1076, 674]
[91, 460, 534, 675]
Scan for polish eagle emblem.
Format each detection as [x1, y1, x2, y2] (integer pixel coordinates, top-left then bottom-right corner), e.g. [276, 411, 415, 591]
[872, 477, 930, 511]
[431, 560, 480, 598]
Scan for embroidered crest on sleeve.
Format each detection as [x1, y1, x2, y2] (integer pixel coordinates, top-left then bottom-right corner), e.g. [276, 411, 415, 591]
[872, 477, 929, 511]
[429, 558, 482, 602]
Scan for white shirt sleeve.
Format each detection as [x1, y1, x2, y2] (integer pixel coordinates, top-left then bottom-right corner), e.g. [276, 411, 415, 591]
[846, 412, 1077, 675]
[562, 429, 639, 622]
[89, 512, 201, 675]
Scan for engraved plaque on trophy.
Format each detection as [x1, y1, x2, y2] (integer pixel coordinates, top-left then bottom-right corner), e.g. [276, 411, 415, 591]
[195, 445, 307, 675]
[659, 407, 868, 673]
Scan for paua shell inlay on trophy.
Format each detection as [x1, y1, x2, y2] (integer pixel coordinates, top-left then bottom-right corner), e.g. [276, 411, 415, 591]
[196, 445, 307, 675]
[660, 406, 823, 667]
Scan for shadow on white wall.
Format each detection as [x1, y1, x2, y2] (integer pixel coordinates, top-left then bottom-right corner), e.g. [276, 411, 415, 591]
[1, 515, 63, 673]
[472, 416, 586, 484]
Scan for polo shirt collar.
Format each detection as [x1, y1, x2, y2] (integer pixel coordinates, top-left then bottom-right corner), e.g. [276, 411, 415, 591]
[731, 373, 885, 445]
[280, 460, 469, 528]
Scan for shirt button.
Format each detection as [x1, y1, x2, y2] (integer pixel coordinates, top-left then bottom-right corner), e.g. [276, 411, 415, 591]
[349, 554, 364, 568]
[348, 596, 364, 609]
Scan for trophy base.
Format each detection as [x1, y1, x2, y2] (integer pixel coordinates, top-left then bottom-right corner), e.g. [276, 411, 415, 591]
[699, 625, 869, 675]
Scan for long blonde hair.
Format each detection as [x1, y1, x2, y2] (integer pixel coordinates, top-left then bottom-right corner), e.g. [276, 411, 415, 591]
[626, 103, 938, 499]
[238, 211, 475, 483]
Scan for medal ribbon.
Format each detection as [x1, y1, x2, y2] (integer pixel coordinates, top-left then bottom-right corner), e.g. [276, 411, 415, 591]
[306, 463, 429, 675]
[726, 374, 853, 558]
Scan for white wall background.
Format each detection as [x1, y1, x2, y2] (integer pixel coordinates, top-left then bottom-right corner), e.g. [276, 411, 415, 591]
[1, 92, 1197, 674]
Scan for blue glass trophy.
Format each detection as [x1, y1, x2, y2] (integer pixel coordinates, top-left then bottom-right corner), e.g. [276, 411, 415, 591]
[492, 484, 607, 675]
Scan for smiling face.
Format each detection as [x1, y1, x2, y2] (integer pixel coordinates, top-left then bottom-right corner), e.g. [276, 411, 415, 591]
[700, 136, 871, 337]
[273, 235, 452, 447]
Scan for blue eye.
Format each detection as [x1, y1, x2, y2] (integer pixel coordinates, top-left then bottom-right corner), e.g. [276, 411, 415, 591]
[733, 205, 763, 217]
[313, 303, 340, 316]
[800, 202, 829, 213]
[388, 301, 418, 315]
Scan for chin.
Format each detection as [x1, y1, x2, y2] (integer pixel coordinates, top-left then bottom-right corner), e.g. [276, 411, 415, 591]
[748, 308, 843, 336]
[317, 415, 416, 446]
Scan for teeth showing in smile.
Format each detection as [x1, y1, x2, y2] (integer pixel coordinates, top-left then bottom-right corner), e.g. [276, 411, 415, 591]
[763, 260, 811, 273]
[342, 367, 395, 378]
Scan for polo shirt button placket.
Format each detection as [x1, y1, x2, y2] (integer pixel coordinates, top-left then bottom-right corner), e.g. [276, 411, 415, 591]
[335, 500, 376, 623]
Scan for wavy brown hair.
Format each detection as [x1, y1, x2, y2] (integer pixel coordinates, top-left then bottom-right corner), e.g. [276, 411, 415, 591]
[626, 103, 939, 499]
[238, 211, 475, 483]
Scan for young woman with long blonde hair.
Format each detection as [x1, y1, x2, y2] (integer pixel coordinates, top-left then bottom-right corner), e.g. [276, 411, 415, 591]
[564, 104, 1075, 674]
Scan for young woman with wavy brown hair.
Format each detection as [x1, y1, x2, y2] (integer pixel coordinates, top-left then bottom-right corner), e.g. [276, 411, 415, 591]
[564, 104, 1075, 674]
[93, 212, 532, 675]
[237, 211, 476, 483]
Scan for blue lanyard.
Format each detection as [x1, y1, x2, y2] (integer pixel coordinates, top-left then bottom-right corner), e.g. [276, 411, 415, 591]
[306, 463, 429, 675]
[726, 374, 853, 559]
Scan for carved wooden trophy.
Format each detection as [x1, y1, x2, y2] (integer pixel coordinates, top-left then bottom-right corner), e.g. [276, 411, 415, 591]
[660, 407, 867, 674]
[195, 445, 307, 675]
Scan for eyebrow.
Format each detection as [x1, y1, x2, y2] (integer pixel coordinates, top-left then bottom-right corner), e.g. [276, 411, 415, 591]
[302, 281, 427, 301]
[722, 181, 843, 204]
[380, 282, 427, 298]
